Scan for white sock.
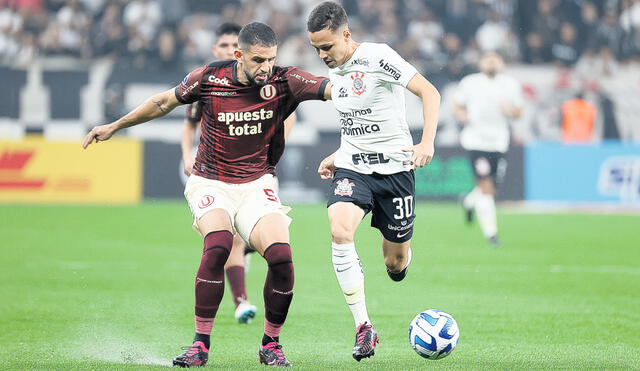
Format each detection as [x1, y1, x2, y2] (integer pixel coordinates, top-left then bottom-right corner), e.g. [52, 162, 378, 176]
[463, 187, 480, 209]
[475, 193, 497, 238]
[332, 242, 370, 327]
[348, 301, 370, 327]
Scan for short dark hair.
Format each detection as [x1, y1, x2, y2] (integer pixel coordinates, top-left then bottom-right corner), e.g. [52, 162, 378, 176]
[307, 1, 348, 33]
[216, 22, 242, 38]
[238, 22, 277, 49]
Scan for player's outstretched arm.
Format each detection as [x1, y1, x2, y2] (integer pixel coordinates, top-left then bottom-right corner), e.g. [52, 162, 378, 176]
[404, 73, 441, 169]
[82, 88, 182, 149]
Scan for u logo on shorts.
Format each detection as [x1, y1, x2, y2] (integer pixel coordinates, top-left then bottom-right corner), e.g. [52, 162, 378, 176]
[198, 195, 214, 209]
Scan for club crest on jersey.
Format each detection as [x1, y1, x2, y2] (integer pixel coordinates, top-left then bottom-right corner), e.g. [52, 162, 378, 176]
[350, 72, 366, 95]
[198, 195, 214, 209]
[260, 84, 276, 100]
[334, 178, 355, 197]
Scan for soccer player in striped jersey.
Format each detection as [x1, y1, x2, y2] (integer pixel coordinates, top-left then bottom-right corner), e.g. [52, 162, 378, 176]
[84, 22, 331, 367]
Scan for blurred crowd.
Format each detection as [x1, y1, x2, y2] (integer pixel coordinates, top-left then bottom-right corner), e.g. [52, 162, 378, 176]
[1, 0, 639, 82]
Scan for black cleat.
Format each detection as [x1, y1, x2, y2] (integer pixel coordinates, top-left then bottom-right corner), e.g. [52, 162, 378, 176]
[352, 322, 379, 361]
[172, 341, 208, 367]
[459, 194, 474, 225]
[488, 235, 502, 248]
[387, 266, 408, 282]
[259, 341, 292, 367]
[464, 206, 474, 225]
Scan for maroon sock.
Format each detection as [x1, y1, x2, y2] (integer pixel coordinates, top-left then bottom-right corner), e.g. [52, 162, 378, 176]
[194, 230, 233, 330]
[263, 243, 294, 326]
[225, 265, 246, 308]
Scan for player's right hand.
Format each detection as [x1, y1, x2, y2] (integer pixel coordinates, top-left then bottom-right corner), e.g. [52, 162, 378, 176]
[82, 124, 116, 149]
[317, 154, 336, 180]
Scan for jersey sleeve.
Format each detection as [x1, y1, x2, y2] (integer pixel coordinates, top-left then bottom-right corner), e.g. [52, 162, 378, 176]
[285, 67, 329, 102]
[185, 101, 203, 124]
[175, 66, 207, 104]
[375, 44, 418, 87]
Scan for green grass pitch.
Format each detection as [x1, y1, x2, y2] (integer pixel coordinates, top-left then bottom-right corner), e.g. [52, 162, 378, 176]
[1, 202, 639, 370]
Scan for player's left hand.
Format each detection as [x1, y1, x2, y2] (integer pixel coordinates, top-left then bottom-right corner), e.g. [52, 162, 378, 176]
[82, 124, 116, 149]
[317, 153, 336, 179]
[403, 141, 434, 170]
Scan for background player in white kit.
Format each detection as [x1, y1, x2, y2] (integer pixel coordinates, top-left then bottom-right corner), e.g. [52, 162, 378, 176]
[453, 52, 524, 247]
[307, 1, 441, 361]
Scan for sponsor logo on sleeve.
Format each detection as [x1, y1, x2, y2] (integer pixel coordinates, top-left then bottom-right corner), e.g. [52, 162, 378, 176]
[378, 59, 402, 80]
[290, 73, 317, 84]
[181, 81, 199, 97]
[338, 87, 348, 98]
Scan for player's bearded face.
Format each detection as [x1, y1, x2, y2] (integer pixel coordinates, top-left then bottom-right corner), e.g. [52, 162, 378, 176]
[238, 45, 277, 87]
[309, 28, 350, 68]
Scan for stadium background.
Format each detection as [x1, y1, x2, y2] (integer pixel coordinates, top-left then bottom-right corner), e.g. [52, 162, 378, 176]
[1, 0, 639, 369]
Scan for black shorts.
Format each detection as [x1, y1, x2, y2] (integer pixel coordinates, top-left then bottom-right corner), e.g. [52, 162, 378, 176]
[327, 168, 415, 243]
[468, 150, 507, 184]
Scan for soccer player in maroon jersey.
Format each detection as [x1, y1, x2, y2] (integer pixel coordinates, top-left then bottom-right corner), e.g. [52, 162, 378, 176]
[182, 23, 258, 326]
[83, 22, 331, 367]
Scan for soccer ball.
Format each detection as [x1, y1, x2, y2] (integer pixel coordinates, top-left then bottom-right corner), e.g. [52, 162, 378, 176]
[408, 309, 459, 359]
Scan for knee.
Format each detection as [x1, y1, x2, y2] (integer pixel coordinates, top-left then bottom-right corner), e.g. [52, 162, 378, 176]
[264, 243, 294, 284]
[200, 231, 233, 272]
[330, 223, 356, 244]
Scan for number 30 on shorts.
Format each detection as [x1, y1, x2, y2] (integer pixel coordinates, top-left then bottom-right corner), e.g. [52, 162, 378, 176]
[392, 196, 414, 220]
[263, 188, 279, 202]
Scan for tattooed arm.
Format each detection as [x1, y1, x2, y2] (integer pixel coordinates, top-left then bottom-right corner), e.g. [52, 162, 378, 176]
[83, 88, 182, 149]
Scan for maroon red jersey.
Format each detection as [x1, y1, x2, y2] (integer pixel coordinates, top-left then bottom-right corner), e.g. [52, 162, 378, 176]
[175, 60, 328, 183]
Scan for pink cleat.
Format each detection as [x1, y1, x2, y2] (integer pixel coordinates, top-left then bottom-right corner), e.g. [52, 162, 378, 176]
[172, 341, 208, 367]
[352, 322, 379, 361]
[258, 341, 292, 366]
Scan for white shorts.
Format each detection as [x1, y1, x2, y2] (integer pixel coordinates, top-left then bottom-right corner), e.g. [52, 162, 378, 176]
[184, 173, 291, 244]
